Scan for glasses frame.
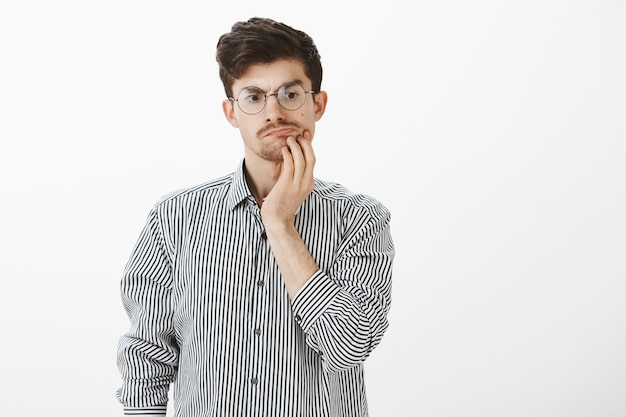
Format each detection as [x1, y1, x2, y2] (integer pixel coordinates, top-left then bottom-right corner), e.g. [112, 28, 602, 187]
[229, 83, 316, 115]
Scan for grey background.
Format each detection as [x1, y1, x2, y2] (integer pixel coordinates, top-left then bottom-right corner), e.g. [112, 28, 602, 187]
[1, 1, 624, 416]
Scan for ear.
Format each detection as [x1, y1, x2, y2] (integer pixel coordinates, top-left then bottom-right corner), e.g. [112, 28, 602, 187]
[313, 91, 328, 122]
[222, 99, 239, 128]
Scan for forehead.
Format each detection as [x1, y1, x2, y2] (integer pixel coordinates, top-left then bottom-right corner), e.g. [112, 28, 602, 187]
[232, 59, 310, 93]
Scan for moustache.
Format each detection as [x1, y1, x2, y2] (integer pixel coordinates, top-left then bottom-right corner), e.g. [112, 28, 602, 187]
[257, 122, 300, 137]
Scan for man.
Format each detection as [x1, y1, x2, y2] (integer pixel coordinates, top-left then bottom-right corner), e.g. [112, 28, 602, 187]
[117, 17, 394, 417]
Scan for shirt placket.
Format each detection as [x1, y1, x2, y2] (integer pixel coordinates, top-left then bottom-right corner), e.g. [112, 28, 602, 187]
[246, 199, 269, 408]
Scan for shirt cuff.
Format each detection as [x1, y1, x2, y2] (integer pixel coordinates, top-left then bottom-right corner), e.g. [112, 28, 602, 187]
[291, 270, 341, 332]
[124, 405, 167, 416]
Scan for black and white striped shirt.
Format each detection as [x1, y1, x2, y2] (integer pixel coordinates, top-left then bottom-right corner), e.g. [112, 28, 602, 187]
[117, 160, 394, 417]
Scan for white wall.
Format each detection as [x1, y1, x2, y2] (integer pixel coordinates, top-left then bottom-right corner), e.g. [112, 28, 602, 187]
[1, 1, 624, 416]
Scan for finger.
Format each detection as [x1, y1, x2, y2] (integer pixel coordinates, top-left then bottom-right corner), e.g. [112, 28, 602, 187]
[281, 145, 294, 179]
[286, 136, 306, 183]
[296, 134, 316, 181]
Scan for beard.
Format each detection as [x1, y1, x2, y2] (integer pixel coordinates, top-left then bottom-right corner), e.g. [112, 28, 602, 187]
[255, 139, 287, 162]
[254, 122, 300, 162]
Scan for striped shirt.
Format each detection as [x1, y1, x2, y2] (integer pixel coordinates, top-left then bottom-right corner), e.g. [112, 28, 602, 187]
[116, 160, 394, 417]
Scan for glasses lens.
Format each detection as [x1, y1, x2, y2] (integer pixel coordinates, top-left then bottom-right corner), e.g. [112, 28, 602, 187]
[237, 87, 265, 114]
[236, 83, 309, 114]
[277, 83, 307, 110]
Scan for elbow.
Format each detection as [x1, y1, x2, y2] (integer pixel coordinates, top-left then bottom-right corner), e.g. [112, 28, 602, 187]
[317, 318, 388, 373]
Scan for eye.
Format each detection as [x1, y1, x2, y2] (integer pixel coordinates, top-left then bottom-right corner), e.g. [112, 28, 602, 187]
[241, 88, 264, 103]
[285, 91, 298, 100]
[281, 84, 302, 101]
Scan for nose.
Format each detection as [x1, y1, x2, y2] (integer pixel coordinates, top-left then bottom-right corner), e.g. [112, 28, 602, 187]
[264, 93, 285, 120]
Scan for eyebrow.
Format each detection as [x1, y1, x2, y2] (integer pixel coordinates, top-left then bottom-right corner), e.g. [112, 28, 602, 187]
[242, 79, 306, 92]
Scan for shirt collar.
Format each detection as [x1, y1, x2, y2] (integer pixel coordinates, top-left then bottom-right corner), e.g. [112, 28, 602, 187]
[226, 158, 255, 211]
[225, 158, 313, 214]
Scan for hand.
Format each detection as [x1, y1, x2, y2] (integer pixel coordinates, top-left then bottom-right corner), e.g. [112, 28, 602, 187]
[261, 130, 315, 228]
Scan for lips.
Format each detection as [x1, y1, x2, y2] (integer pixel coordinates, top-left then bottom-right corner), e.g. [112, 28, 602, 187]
[265, 127, 297, 137]
[259, 123, 300, 138]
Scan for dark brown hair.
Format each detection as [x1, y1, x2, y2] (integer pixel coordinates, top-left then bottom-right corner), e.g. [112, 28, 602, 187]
[216, 17, 323, 98]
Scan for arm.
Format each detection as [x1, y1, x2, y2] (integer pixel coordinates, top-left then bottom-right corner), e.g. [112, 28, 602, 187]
[261, 133, 319, 299]
[116, 207, 178, 417]
[261, 134, 394, 372]
[291, 203, 394, 372]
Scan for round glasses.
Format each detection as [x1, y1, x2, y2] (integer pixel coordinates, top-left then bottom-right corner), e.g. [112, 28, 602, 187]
[229, 82, 315, 115]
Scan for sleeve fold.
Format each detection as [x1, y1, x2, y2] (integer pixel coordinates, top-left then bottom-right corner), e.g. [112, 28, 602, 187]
[292, 200, 394, 373]
[116, 207, 178, 410]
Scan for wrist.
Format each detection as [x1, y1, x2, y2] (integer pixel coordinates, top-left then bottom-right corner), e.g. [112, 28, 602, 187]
[262, 216, 295, 235]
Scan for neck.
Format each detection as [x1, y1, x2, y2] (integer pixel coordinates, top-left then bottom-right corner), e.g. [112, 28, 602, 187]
[243, 157, 281, 205]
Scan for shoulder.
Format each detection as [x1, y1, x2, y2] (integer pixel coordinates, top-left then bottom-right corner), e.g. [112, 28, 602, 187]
[312, 178, 391, 218]
[153, 173, 233, 209]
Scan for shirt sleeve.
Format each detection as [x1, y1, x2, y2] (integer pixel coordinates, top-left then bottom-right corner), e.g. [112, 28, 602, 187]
[291, 198, 394, 373]
[116, 206, 178, 415]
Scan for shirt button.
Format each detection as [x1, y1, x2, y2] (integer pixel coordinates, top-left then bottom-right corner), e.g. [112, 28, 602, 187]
[254, 328, 261, 336]
[261, 231, 267, 239]
[251, 377, 258, 385]
[294, 314, 302, 323]
[257, 280, 264, 287]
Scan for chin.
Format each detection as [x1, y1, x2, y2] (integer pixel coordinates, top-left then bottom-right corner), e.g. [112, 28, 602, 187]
[258, 149, 284, 163]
